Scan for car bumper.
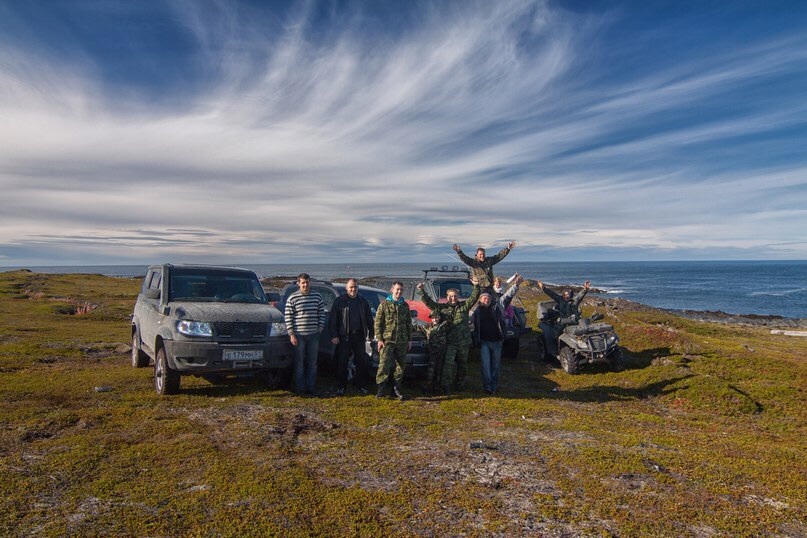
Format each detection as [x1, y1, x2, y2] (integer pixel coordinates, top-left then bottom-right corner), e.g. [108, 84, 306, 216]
[164, 337, 293, 373]
[368, 341, 430, 376]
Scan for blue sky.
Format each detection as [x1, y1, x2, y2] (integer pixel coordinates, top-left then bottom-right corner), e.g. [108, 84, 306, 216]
[1, 0, 805, 265]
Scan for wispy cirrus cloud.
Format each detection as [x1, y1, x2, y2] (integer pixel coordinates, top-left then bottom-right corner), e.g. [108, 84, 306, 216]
[0, 0, 805, 264]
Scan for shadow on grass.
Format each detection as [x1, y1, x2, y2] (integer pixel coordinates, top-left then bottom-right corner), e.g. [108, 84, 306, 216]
[541, 374, 695, 403]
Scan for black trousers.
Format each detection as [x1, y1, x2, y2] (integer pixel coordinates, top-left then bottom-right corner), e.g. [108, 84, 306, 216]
[335, 333, 370, 388]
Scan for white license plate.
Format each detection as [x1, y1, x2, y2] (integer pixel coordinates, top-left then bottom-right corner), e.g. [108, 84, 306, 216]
[223, 350, 263, 361]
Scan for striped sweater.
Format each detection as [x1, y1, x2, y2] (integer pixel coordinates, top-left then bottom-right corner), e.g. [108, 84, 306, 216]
[284, 291, 325, 337]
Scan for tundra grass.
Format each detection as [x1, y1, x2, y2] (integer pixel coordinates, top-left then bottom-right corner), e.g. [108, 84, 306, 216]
[1, 271, 805, 536]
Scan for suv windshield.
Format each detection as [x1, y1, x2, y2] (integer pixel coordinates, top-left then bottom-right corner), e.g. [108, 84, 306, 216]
[432, 279, 475, 300]
[169, 268, 267, 303]
[357, 288, 387, 313]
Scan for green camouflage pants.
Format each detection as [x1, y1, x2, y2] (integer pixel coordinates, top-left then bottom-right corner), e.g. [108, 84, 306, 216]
[376, 342, 407, 387]
[444, 340, 471, 390]
[425, 346, 447, 390]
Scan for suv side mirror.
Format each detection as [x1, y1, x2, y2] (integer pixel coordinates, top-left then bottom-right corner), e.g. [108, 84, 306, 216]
[145, 289, 160, 300]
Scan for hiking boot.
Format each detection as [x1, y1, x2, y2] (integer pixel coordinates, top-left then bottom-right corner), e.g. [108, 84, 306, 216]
[357, 387, 369, 396]
[376, 385, 387, 398]
[335, 386, 345, 396]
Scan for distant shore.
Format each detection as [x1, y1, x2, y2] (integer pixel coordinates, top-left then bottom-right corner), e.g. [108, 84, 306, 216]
[260, 274, 807, 328]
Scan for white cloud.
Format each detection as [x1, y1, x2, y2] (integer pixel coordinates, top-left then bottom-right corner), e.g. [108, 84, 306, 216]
[0, 1, 806, 264]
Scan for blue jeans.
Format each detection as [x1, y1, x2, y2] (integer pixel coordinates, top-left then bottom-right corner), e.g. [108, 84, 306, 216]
[479, 340, 502, 392]
[293, 332, 320, 393]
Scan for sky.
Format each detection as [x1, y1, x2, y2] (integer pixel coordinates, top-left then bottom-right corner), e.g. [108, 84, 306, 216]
[1, 0, 806, 266]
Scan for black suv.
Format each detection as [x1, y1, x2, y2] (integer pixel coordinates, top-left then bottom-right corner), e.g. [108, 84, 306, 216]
[131, 264, 293, 394]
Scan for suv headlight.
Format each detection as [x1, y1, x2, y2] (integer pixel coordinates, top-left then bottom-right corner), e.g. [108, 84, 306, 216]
[606, 333, 619, 345]
[177, 320, 213, 337]
[576, 338, 589, 350]
[270, 322, 288, 336]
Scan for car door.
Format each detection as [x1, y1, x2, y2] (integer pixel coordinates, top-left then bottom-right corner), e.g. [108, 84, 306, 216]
[140, 267, 164, 355]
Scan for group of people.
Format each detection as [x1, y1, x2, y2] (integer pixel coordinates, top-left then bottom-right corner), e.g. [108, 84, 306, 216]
[283, 240, 591, 399]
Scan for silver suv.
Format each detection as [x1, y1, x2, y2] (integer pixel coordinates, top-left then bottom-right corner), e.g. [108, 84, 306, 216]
[131, 264, 293, 394]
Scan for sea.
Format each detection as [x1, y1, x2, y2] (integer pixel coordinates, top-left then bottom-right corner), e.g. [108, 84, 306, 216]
[3, 260, 806, 319]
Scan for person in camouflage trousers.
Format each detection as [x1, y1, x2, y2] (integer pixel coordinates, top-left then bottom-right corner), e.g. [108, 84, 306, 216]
[416, 277, 480, 392]
[453, 241, 515, 291]
[374, 281, 413, 400]
[416, 310, 450, 393]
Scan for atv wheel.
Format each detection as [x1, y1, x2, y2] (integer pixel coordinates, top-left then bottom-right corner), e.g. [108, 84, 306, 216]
[558, 347, 578, 375]
[535, 336, 546, 363]
[155, 347, 180, 395]
[131, 331, 149, 368]
[609, 346, 625, 372]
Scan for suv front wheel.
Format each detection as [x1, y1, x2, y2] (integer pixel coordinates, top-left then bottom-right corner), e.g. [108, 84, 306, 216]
[155, 347, 180, 395]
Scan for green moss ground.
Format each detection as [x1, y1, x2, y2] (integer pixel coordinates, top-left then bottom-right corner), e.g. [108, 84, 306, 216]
[0, 270, 804, 536]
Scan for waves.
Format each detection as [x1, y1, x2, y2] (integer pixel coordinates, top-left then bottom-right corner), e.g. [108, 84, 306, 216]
[749, 288, 807, 297]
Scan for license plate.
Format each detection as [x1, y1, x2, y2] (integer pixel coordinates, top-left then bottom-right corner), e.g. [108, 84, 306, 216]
[223, 350, 263, 361]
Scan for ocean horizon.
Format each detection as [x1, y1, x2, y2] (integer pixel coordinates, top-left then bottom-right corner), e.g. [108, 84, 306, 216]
[3, 260, 806, 319]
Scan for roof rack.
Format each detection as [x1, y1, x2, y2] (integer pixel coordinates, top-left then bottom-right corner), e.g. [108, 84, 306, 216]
[422, 265, 470, 278]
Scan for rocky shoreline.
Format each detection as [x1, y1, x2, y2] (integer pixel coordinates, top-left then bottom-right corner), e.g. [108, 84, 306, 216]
[587, 295, 807, 329]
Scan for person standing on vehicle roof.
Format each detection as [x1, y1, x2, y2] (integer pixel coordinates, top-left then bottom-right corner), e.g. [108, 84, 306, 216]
[537, 280, 591, 357]
[284, 273, 326, 397]
[417, 277, 480, 393]
[328, 278, 374, 396]
[472, 274, 523, 395]
[453, 241, 516, 291]
[374, 281, 413, 400]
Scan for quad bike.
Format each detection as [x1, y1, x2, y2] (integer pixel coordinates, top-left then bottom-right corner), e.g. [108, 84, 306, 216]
[536, 300, 622, 374]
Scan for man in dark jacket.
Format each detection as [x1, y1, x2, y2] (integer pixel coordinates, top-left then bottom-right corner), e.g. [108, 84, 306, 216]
[472, 274, 522, 394]
[328, 279, 374, 395]
[537, 280, 590, 357]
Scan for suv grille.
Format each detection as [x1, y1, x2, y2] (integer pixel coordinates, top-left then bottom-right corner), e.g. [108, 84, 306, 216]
[214, 322, 267, 342]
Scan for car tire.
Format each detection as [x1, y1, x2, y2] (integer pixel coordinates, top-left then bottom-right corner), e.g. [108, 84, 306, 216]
[559, 347, 578, 375]
[260, 368, 291, 389]
[155, 347, 180, 395]
[131, 331, 150, 368]
[502, 337, 519, 359]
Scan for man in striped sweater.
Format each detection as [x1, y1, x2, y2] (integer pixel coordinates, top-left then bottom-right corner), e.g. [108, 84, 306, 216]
[284, 273, 326, 396]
